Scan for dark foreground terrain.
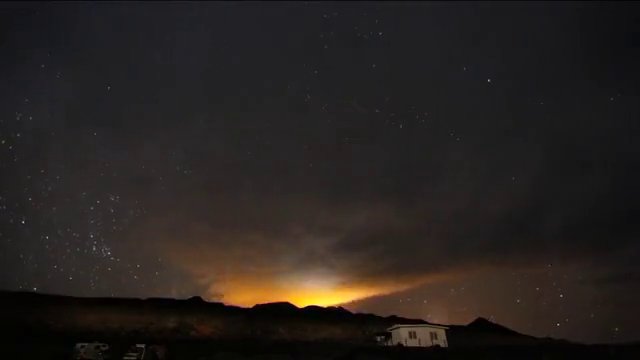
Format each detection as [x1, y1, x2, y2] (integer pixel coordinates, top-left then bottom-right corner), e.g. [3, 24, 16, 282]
[1, 291, 638, 359]
[2, 337, 639, 360]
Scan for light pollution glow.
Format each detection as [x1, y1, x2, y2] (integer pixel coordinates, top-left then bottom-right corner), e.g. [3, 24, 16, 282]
[205, 274, 397, 307]
[200, 270, 453, 308]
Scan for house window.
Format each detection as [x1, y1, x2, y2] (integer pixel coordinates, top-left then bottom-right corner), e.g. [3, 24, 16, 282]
[430, 331, 438, 341]
[408, 330, 417, 339]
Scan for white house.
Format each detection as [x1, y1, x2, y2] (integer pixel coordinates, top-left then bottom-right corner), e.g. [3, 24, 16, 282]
[386, 324, 449, 347]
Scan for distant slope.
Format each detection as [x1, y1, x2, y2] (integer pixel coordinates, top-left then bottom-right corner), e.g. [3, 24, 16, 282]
[0, 291, 565, 347]
[446, 317, 569, 347]
[467, 317, 529, 336]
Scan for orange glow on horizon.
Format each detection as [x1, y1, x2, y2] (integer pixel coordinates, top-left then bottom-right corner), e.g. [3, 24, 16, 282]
[210, 281, 389, 307]
[202, 273, 438, 308]
[159, 236, 456, 309]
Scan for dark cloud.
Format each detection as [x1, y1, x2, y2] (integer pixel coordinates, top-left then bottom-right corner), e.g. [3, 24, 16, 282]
[594, 272, 640, 287]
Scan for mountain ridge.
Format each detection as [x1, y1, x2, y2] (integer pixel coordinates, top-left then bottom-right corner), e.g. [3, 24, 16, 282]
[0, 290, 565, 347]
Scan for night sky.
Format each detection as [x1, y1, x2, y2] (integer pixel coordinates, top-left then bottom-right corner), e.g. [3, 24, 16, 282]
[1, 2, 639, 344]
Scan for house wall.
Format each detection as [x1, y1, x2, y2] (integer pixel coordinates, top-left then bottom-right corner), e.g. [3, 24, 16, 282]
[390, 327, 448, 347]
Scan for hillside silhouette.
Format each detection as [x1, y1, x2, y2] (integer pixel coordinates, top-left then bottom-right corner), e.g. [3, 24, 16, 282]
[0, 290, 561, 347]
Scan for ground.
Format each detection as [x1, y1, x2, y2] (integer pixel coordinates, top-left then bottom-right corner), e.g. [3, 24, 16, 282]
[2, 335, 639, 360]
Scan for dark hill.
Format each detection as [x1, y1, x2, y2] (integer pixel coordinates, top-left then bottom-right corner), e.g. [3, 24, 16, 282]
[467, 317, 525, 336]
[252, 301, 299, 314]
[0, 291, 564, 347]
[445, 317, 548, 347]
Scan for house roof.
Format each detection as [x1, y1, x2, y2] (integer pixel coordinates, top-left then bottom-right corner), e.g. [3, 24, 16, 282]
[387, 323, 449, 331]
